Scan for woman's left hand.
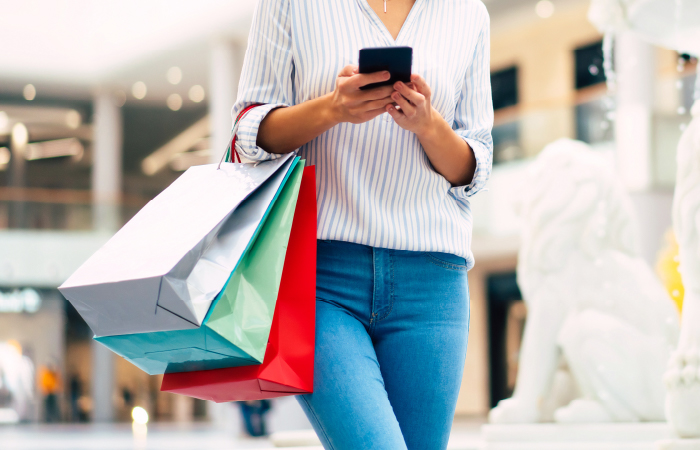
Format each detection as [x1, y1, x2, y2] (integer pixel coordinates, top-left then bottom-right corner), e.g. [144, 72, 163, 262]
[386, 74, 438, 138]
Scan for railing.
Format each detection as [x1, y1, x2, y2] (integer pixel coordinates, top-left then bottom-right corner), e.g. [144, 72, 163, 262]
[490, 72, 697, 189]
[0, 187, 146, 231]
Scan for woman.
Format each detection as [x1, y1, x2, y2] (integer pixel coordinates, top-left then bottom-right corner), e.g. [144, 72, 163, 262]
[232, 0, 493, 448]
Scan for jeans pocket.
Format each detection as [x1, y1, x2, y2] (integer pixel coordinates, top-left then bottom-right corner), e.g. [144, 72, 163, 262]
[425, 252, 467, 271]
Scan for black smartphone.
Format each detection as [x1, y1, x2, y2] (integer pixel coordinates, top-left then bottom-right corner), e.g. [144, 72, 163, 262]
[358, 46, 412, 90]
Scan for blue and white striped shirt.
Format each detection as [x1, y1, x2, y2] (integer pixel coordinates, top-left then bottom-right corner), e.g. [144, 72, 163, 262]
[233, 0, 493, 269]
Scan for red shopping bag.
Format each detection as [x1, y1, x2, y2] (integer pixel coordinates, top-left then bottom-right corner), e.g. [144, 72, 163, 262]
[160, 166, 316, 402]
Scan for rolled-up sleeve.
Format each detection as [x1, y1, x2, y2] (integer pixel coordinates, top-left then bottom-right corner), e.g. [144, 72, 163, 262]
[449, 6, 494, 199]
[232, 0, 295, 162]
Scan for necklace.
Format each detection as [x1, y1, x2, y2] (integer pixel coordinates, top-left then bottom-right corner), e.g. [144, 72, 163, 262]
[384, 0, 387, 13]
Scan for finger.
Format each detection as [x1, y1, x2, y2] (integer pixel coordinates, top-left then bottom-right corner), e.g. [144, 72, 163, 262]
[350, 71, 391, 89]
[356, 85, 395, 101]
[364, 106, 390, 121]
[394, 81, 424, 105]
[338, 65, 357, 78]
[391, 90, 417, 116]
[410, 74, 431, 97]
[386, 104, 407, 124]
[364, 96, 396, 111]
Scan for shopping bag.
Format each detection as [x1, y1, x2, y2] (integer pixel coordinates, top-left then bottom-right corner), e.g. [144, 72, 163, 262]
[59, 153, 295, 337]
[161, 166, 316, 401]
[94, 159, 305, 374]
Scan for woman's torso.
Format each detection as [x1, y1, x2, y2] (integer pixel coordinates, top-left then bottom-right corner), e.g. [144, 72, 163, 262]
[283, 0, 488, 266]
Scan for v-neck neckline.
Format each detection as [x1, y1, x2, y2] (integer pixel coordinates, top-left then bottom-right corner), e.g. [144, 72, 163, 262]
[356, 0, 426, 45]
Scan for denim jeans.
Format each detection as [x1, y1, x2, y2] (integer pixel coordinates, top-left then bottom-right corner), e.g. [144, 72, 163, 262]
[297, 240, 470, 450]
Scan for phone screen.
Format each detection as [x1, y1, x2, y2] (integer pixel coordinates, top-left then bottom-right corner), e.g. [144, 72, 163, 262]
[358, 46, 412, 90]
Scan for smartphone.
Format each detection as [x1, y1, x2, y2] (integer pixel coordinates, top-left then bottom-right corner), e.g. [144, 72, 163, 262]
[358, 46, 412, 90]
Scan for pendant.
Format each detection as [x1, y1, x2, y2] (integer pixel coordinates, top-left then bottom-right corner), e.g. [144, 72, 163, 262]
[384, 0, 387, 13]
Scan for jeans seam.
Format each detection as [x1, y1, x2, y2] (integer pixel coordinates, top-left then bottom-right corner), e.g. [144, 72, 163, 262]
[377, 252, 394, 322]
[425, 254, 467, 271]
[370, 247, 377, 336]
[300, 395, 336, 450]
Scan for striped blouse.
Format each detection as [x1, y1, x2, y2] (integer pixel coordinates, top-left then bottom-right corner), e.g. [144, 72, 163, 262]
[233, 0, 494, 269]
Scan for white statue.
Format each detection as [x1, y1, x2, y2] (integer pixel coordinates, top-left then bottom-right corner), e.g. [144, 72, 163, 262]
[489, 139, 680, 424]
[588, 0, 700, 55]
[663, 101, 700, 439]
[586, 0, 700, 440]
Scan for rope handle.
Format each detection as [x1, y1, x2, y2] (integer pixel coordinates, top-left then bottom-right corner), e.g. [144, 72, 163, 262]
[217, 103, 264, 169]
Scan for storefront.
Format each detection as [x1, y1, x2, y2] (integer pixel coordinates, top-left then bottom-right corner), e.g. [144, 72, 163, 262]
[0, 288, 64, 423]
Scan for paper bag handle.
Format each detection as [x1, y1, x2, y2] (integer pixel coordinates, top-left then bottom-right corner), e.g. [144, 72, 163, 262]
[217, 103, 264, 169]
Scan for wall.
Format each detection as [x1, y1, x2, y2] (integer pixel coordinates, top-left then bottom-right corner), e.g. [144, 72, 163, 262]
[490, 4, 603, 156]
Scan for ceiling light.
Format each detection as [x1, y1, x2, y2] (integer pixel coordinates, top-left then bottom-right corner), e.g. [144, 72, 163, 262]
[65, 110, 81, 129]
[167, 67, 182, 85]
[169, 149, 211, 171]
[11, 123, 29, 149]
[25, 138, 84, 160]
[132, 81, 147, 99]
[167, 93, 182, 111]
[0, 111, 8, 133]
[535, 0, 554, 18]
[141, 116, 209, 175]
[189, 85, 205, 103]
[0, 147, 10, 166]
[23, 84, 36, 101]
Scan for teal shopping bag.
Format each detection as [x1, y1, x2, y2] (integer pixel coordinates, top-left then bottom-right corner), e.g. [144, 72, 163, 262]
[96, 159, 304, 375]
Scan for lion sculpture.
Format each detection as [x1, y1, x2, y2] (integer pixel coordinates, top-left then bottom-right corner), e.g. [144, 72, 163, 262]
[489, 139, 680, 423]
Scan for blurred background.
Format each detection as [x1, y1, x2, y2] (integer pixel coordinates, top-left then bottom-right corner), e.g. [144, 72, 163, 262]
[0, 0, 696, 447]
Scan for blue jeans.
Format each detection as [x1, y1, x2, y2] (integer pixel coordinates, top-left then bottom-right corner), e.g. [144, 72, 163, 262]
[297, 240, 470, 450]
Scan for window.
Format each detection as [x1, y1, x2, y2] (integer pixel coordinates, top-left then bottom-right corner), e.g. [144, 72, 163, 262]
[490, 66, 521, 163]
[491, 66, 518, 111]
[574, 40, 606, 90]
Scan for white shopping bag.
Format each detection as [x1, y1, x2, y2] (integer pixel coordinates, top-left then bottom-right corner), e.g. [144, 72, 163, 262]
[59, 154, 295, 337]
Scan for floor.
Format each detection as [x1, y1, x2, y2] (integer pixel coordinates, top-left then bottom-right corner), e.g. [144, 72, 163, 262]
[0, 419, 485, 450]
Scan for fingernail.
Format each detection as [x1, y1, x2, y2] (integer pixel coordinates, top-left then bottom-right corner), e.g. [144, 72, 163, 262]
[384, 71, 391, 79]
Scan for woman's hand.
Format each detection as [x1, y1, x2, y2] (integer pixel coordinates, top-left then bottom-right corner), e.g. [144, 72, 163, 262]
[328, 65, 397, 124]
[387, 73, 478, 186]
[386, 74, 437, 138]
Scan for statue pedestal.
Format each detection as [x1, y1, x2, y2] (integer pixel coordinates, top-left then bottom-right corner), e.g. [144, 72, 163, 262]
[482, 423, 674, 450]
[657, 439, 700, 450]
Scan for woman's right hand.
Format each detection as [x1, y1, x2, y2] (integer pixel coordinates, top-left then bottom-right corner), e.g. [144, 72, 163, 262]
[328, 65, 396, 125]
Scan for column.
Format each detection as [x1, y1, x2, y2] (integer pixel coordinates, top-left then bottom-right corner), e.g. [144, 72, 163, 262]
[8, 123, 28, 228]
[90, 90, 121, 422]
[91, 342, 114, 422]
[614, 32, 655, 191]
[92, 90, 122, 231]
[209, 39, 245, 164]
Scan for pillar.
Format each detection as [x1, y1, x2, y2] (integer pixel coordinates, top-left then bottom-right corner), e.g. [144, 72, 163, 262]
[8, 123, 28, 228]
[209, 39, 245, 164]
[90, 90, 121, 422]
[614, 32, 655, 192]
[92, 90, 122, 232]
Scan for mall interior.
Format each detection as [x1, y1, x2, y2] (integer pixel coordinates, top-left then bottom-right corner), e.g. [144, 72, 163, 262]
[0, 0, 698, 449]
